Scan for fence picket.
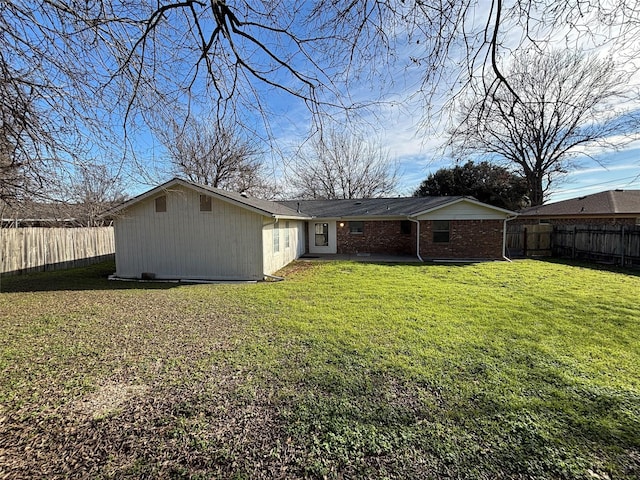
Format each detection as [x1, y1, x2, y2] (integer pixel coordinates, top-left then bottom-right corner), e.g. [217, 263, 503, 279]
[553, 225, 640, 267]
[0, 227, 115, 274]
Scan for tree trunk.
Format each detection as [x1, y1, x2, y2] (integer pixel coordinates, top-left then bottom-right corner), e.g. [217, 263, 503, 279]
[526, 175, 545, 206]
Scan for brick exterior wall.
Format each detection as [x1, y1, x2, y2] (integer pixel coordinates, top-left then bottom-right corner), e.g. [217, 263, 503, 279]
[513, 217, 639, 227]
[419, 219, 504, 260]
[336, 220, 416, 255]
[333, 219, 505, 259]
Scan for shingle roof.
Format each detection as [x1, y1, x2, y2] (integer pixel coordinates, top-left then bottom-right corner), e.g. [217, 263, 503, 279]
[195, 183, 305, 218]
[519, 190, 640, 217]
[109, 179, 515, 219]
[278, 196, 465, 218]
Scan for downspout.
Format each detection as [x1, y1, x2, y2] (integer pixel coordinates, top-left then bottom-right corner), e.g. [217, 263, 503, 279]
[408, 217, 424, 262]
[503, 214, 518, 262]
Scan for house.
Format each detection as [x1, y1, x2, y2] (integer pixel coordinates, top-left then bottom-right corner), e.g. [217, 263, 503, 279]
[511, 190, 640, 263]
[516, 189, 640, 226]
[109, 178, 516, 281]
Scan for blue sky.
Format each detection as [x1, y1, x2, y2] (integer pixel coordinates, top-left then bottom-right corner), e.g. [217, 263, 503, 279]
[247, 77, 640, 202]
[107, 1, 639, 204]
[6, 1, 638, 204]
[131, 78, 640, 203]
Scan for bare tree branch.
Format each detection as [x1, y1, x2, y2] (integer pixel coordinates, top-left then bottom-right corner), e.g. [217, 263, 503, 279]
[289, 127, 398, 199]
[449, 49, 636, 206]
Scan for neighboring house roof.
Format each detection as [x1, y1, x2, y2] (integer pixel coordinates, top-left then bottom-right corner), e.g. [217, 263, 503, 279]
[518, 190, 640, 217]
[279, 196, 515, 218]
[1, 201, 117, 226]
[108, 178, 309, 219]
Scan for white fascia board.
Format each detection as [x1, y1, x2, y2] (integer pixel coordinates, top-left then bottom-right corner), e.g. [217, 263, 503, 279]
[337, 215, 409, 221]
[306, 216, 342, 221]
[273, 214, 312, 220]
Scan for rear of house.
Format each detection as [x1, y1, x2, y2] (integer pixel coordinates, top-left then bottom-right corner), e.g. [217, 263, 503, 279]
[283, 196, 515, 261]
[109, 180, 516, 281]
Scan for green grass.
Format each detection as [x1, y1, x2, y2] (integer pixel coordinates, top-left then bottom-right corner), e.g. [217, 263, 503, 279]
[0, 260, 638, 479]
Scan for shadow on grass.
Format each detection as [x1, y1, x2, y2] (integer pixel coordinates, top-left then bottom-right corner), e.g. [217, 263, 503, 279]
[534, 256, 640, 277]
[0, 261, 179, 293]
[276, 350, 640, 479]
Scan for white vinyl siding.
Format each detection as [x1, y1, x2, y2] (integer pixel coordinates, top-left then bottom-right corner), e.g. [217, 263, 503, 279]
[416, 200, 510, 221]
[262, 220, 305, 275]
[273, 224, 280, 253]
[114, 185, 263, 280]
[284, 221, 290, 248]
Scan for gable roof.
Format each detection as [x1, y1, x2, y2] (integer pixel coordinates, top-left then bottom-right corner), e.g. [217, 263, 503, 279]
[519, 190, 640, 217]
[107, 178, 309, 219]
[279, 196, 515, 218]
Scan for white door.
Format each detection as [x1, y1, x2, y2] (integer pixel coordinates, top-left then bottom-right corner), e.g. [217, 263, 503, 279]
[308, 221, 337, 254]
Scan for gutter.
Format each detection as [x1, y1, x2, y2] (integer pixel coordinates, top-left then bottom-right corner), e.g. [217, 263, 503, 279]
[503, 214, 518, 262]
[408, 217, 424, 262]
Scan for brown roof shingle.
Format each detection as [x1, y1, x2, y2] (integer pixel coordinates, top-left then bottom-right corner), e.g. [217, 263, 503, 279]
[519, 190, 640, 217]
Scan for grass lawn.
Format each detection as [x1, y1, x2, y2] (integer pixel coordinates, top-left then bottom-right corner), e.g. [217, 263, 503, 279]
[0, 259, 638, 479]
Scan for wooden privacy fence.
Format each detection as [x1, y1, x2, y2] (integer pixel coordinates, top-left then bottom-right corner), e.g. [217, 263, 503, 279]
[506, 224, 553, 257]
[552, 225, 640, 267]
[1, 227, 115, 274]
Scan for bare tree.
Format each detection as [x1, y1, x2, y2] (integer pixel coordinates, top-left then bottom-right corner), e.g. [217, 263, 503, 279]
[67, 164, 128, 226]
[290, 129, 398, 199]
[1, 1, 639, 201]
[0, 60, 54, 203]
[449, 50, 635, 206]
[160, 117, 271, 196]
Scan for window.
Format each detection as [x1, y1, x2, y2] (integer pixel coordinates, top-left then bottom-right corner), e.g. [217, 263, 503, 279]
[200, 195, 212, 212]
[433, 220, 450, 243]
[349, 221, 364, 234]
[284, 221, 290, 248]
[155, 195, 167, 213]
[400, 220, 412, 234]
[315, 223, 329, 246]
[273, 224, 280, 253]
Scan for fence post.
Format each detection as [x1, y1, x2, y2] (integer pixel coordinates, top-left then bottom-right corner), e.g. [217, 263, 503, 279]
[572, 226, 576, 259]
[620, 225, 625, 267]
[523, 227, 528, 257]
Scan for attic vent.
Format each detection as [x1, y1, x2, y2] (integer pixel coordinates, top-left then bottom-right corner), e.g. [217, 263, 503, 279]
[354, 201, 362, 205]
